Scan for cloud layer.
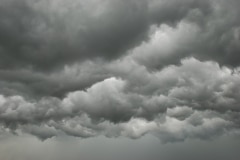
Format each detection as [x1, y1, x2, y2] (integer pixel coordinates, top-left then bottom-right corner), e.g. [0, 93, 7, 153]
[0, 0, 240, 143]
[1, 58, 240, 142]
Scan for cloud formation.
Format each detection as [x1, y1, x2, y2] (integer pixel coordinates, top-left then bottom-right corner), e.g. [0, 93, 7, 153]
[0, 58, 240, 142]
[0, 0, 240, 143]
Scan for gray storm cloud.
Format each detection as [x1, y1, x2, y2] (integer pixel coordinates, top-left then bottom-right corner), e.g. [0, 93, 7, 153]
[0, 0, 240, 143]
[0, 58, 240, 141]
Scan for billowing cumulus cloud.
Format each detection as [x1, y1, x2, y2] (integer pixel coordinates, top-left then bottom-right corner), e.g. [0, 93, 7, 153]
[0, 0, 240, 154]
[0, 58, 240, 142]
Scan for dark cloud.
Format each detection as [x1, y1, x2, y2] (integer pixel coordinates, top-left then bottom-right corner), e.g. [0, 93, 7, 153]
[189, 0, 240, 67]
[0, 0, 215, 71]
[128, 0, 240, 70]
[0, 62, 109, 98]
[0, 0, 240, 149]
[0, 58, 240, 142]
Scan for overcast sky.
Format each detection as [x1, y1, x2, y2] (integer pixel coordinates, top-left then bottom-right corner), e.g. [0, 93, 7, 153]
[0, 0, 240, 160]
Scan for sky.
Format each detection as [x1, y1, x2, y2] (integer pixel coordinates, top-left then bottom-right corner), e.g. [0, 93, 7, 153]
[0, 0, 240, 160]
